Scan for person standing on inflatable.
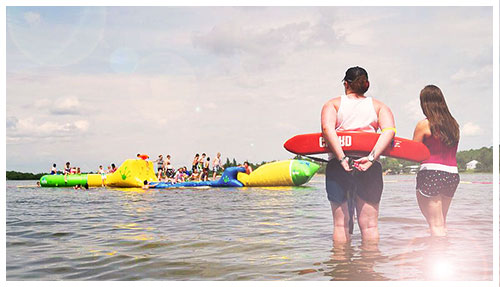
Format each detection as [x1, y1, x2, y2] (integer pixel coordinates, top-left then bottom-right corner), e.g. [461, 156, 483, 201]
[321, 66, 396, 243]
[412, 85, 459, 237]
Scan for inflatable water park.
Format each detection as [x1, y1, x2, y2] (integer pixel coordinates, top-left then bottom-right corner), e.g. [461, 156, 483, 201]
[39, 131, 432, 189]
[40, 159, 320, 189]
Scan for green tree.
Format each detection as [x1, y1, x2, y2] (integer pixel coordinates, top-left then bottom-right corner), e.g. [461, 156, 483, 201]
[456, 146, 492, 172]
[224, 158, 231, 168]
[379, 157, 403, 173]
[6, 171, 45, 180]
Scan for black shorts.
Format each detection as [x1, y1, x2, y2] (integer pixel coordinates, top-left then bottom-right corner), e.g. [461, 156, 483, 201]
[416, 169, 459, 198]
[166, 169, 174, 178]
[325, 159, 383, 204]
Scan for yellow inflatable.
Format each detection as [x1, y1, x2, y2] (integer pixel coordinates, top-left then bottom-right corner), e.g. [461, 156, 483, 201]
[106, 159, 158, 188]
[237, 159, 319, 187]
[87, 174, 105, 187]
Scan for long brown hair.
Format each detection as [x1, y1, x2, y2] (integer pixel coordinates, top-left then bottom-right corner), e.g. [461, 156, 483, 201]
[420, 85, 459, 146]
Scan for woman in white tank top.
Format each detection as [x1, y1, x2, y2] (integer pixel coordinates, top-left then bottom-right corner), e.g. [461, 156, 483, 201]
[321, 66, 396, 244]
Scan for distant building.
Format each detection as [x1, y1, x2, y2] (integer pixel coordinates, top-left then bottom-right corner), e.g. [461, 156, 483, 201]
[466, 160, 479, 170]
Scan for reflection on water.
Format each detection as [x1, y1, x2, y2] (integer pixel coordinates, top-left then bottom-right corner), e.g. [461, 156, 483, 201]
[6, 173, 493, 280]
[321, 241, 389, 281]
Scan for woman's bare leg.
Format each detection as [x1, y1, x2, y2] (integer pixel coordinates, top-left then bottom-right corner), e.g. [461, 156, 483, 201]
[416, 191, 447, 236]
[330, 201, 350, 243]
[356, 196, 380, 242]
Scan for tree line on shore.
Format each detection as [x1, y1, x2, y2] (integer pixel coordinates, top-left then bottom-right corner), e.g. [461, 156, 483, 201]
[301, 146, 496, 174]
[6, 171, 46, 180]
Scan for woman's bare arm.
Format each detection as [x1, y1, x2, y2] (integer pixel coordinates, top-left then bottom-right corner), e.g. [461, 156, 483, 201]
[354, 102, 395, 172]
[321, 98, 352, 171]
[413, 119, 430, 143]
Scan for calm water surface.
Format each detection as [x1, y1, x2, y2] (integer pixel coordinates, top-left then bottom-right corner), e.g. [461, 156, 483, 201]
[6, 173, 493, 280]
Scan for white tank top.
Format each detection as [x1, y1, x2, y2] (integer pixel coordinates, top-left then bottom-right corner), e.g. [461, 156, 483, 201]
[336, 95, 378, 132]
[328, 95, 379, 160]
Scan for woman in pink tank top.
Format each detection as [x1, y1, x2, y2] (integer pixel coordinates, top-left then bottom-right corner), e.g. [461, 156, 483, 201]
[412, 85, 460, 237]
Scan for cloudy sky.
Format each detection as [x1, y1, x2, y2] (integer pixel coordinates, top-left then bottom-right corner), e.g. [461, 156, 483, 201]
[6, 6, 495, 173]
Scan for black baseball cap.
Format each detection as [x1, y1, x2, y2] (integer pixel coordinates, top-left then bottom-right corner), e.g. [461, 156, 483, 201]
[342, 66, 368, 83]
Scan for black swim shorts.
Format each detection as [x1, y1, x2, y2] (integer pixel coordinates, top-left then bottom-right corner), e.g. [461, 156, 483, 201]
[416, 169, 459, 198]
[325, 159, 383, 204]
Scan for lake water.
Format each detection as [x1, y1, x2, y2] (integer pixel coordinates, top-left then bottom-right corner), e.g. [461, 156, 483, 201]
[6, 173, 494, 281]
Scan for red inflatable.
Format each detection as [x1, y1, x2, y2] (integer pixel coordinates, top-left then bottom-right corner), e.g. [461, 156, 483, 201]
[284, 132, 430, 162]
[137, 154, 149, 160]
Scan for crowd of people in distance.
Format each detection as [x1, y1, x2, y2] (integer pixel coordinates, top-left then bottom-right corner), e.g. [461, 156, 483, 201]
[49, 152, 252, 187]
[153, 152, 227, 183]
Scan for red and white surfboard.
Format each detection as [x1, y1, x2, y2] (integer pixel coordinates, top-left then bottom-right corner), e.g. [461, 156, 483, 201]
[284, 132, 430, 162]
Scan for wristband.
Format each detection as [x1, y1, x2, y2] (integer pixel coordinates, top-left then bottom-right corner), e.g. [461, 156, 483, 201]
[382, 127, 397, 134]
[339, 155, 349, 164]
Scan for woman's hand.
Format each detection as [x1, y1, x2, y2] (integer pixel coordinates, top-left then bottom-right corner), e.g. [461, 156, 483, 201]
[353, 157, 373, 172]
[340, 157, 352, 172]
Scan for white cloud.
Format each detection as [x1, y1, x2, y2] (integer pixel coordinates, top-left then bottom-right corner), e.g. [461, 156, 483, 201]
[73, 120, 89, 131]
[7, 117, 90, 143]
[50, 97, 81, 115]
[461, 122, 482, 136]
[192, 12, 343, 71]
[23, 11, 41, 26]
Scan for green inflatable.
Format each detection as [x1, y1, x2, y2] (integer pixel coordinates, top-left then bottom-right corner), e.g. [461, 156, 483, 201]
[40, 174, 87, 187]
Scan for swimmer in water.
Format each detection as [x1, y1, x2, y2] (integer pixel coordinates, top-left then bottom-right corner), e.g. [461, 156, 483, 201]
[142, 180, 160, 189]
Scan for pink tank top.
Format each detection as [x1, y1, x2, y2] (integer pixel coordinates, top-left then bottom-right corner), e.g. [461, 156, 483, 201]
[422, 136, 458, 167]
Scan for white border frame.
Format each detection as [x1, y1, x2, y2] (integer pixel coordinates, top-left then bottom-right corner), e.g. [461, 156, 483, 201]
[2, 1, 498, 287]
